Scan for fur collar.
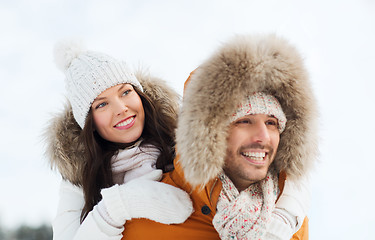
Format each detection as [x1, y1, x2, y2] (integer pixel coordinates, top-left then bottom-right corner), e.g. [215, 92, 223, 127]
[44, 71, 180, 186]
[176, 34, 319, 188]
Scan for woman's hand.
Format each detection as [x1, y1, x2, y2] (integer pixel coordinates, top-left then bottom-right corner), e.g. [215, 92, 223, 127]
[100, 174, 194, 225]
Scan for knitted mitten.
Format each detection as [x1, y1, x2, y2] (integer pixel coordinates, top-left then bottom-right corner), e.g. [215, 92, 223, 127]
[266, 176, 310, 239]
[99, 177, 194, 225]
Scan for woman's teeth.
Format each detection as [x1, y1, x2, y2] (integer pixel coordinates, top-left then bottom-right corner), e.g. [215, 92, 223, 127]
[116, 117, 134, 127]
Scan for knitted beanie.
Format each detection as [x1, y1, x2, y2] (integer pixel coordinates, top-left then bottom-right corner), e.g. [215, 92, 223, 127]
[54, 40, 143, 129]
[231, 92, 287, 133]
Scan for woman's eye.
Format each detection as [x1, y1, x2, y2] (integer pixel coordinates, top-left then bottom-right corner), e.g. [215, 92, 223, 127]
[95, 102, 107, 109]
[122, 89, 131, 96]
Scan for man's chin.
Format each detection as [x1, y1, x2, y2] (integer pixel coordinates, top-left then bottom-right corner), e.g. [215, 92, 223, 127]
[248, 170, 269, 183]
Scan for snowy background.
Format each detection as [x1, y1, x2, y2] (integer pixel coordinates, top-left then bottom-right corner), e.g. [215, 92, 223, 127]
[1, 0, 374, 239]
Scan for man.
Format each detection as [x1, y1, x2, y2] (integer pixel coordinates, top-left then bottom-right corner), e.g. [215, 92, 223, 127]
[211, 92, 309, 239]
[122, 34, 318, 239]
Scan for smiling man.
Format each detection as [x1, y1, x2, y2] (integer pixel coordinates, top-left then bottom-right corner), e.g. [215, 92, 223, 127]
[122, 34, 318, 240]
[212, 92, 294, 239]
[224, 92, 286, 192]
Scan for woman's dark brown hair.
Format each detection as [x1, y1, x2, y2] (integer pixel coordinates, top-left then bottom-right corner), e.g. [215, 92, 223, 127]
[79, 86, 176, 222]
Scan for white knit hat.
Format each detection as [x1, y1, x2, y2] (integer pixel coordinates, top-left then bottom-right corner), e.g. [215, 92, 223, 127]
[54, 40, 143, 129]
[231, 92, 287, 133]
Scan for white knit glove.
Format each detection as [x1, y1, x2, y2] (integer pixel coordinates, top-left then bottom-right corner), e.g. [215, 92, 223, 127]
[99, 171, 193, 226]
[266, 176, 310, 239]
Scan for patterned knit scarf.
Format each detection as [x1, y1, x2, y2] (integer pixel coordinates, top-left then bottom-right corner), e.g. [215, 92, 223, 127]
[213, 172, 279, 240]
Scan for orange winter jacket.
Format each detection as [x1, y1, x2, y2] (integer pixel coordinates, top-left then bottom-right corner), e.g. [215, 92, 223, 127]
[122, 158, 308, 240]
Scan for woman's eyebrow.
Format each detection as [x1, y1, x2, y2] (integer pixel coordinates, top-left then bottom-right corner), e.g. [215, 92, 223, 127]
[117, 83, 129, 92]
[93, 96, 106, 103]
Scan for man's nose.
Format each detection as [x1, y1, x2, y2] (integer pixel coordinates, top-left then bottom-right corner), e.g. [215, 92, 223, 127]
[252, 123, 271, 143]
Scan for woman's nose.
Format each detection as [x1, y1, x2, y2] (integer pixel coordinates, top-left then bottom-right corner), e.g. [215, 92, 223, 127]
[114, 99, 128, 115]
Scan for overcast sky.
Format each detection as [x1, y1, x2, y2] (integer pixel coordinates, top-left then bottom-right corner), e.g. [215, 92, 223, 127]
[1, 0, 374, 239]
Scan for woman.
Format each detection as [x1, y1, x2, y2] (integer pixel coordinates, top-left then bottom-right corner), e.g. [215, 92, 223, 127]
[45, 41, 193, 240]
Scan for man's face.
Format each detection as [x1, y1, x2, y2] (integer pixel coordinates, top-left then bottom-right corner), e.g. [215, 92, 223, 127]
[223, 114, 280, 192]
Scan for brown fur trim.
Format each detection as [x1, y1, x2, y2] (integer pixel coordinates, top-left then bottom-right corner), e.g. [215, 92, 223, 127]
[176, 34, 319, 188]
[44, 102, 84, 186]
[44, 71, 180, 186]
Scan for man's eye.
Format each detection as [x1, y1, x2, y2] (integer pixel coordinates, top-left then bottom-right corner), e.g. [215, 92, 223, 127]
[236, 119, 251, 124]
[265, 120, 278, 126]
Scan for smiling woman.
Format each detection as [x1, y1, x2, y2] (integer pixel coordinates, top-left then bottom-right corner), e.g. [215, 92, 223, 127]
[44, 40, 193, 240]
[91, 83, 145, 144]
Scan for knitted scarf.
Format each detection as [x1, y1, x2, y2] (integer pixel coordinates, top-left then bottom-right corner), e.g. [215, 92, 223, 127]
[213, 172, 279, 240]
[111, 141, 160, 184]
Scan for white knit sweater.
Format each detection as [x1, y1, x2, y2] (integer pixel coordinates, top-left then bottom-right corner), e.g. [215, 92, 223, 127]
[53, 180, 125, 240]
[52, 144, 161, 240]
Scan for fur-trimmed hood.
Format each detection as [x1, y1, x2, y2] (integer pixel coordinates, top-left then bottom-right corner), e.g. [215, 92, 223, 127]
[44, 71, 180, 186]
[176, 34, 319, 188]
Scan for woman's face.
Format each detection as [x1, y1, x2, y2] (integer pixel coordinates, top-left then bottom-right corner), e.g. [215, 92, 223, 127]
[91, 83, 145, 144]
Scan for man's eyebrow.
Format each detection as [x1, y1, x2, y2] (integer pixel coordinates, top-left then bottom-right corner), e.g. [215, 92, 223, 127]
[264, 115, 278, 121]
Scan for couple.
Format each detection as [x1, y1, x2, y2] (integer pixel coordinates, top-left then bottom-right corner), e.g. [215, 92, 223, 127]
[45, 34, 318, 240]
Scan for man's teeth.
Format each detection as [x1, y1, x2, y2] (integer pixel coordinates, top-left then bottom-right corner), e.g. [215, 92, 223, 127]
[242, 152, 266, 160]
[116, 117, 134, 127]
